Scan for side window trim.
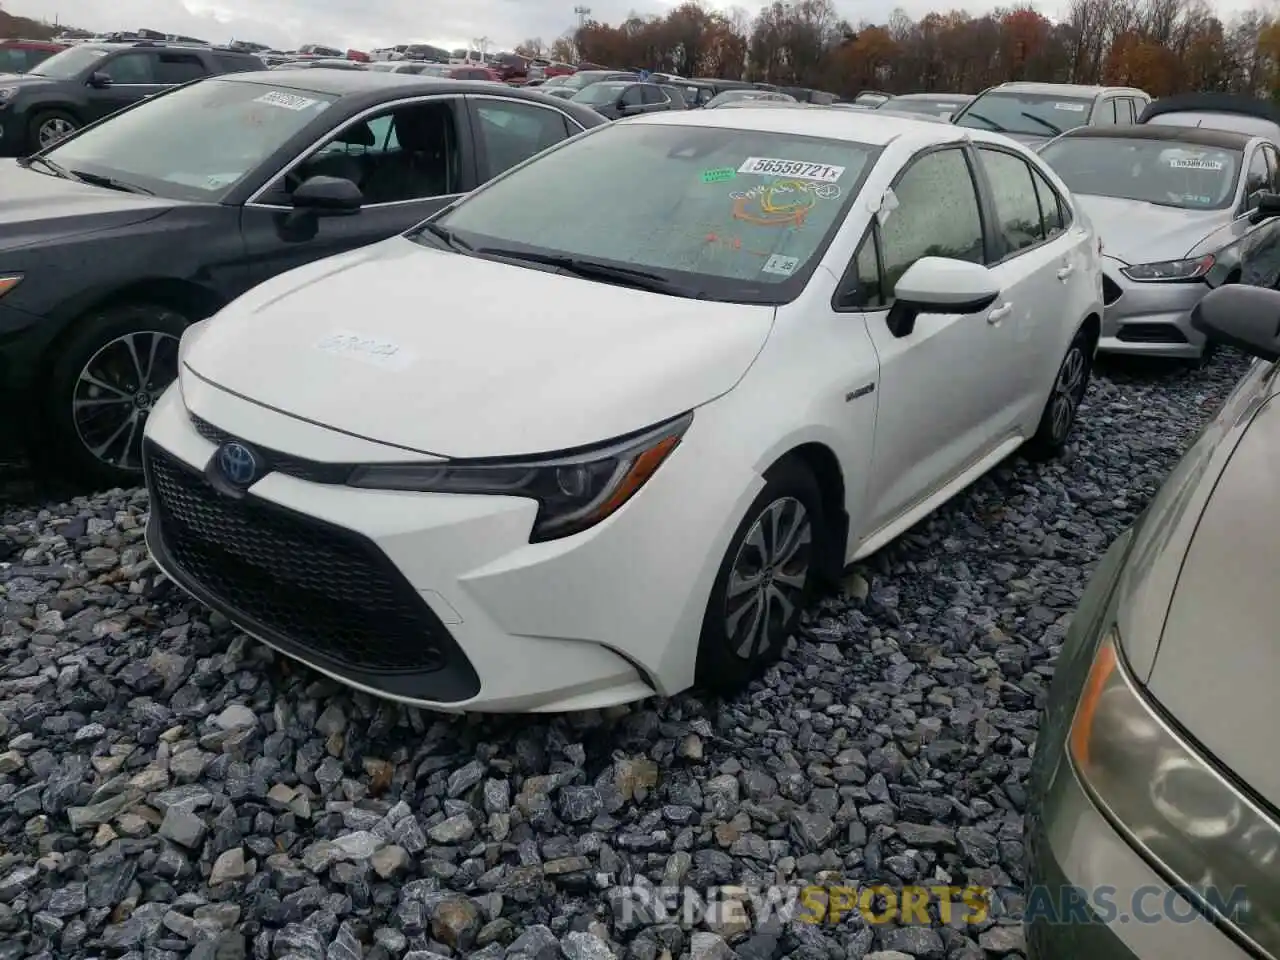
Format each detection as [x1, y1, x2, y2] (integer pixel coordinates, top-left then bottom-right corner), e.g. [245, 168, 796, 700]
[244, 93, 470, 209]
[96, 52, 158, 85]
[831, 144, 984, 313]
[970, 144, 1064, 265]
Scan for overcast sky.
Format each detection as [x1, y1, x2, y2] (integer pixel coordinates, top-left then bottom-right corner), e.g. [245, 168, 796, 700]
[5, 0, 1267, 53]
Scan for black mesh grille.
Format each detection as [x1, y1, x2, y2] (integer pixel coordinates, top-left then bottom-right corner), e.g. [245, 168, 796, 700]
[1102, 273, 1123, 305]
[190, 413, 353, 484]
[1116, 323, 1188, 344]
[145, 442, 454, 673]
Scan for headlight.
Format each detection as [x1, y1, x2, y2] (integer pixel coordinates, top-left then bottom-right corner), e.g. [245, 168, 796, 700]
[1121, 255, 1215, 282]
[0, 88, 15, 103]
[1069, 629, 1279, 955]
[0, 274, 21, 298]
[347, 412, 692, 542]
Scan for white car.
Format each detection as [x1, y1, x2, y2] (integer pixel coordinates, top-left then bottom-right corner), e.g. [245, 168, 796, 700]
[142, 107, 1104, 713]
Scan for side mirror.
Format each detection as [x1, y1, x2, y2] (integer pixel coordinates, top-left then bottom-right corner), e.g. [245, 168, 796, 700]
[87, 71, 111, 88]
[1248, 191, 1280, 224]
[1189, 285, 1280, 361]
[618, 102, 641, 116]
[291, 175, 363, 215]
[886, 257, 1001, 337]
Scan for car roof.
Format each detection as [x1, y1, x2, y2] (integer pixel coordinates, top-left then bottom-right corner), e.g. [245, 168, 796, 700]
[1055, 123, 1253, 150]
[626, 104, 1001, 149]
[888, 92, 972, 101]
[992, 82, 1142, 97]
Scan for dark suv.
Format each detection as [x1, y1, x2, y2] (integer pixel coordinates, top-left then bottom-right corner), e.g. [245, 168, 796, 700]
[0, 41, 265, 154]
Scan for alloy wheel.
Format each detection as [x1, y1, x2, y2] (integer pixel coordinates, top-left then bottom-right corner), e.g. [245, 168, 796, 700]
[38, 117, 76, 147]
[1050, 346, 1086, 442]
[72, 330, 180, 472]
[724, 496, 811, 659]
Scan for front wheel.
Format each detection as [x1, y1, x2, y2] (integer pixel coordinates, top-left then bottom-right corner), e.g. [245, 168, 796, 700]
[28, 109, 80, 150]
[695, 460, 825, 693]
[42, 304, 187, 488]
[1024, 327, 1093, 461]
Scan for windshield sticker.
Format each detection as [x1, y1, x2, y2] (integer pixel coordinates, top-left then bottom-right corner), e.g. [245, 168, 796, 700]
[315, 331, 414, 371]
[732, 180, 820, 226]
[1168, 157, 1225, 170]
[738, 157, 844, 182]
[762, 254, 800, 275]
[1053, 102, 1087, 112]
[701, 167, 737, 183]
[255, 91, 320, 111]
[1180, 195, 1213, 204]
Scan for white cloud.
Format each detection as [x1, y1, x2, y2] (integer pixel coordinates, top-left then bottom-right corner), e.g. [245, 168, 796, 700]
[4, 0, 1267, 54]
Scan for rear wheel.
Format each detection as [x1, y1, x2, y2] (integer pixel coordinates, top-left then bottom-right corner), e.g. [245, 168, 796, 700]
[695, 460, 824, 692]
[1024, 326, 1093, 461]
[41, 304, 187, 488]
[28, 109, 80, 150]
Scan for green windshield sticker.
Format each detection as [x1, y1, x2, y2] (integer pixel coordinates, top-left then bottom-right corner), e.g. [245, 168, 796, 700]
[701, 167, 737, 183]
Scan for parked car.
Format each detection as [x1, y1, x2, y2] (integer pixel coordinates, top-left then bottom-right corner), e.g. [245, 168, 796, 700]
[1026, 281, 1280, 960]
[570, 80, 687, 118]
[678, 78, 755, 108]
[871, 109, 952, 123]
[704, 89, 797, 108]
[659, 85, 689, 109]
[0, 40, 266, 154]
[366, 61, 434, 75]
[778, 86, 837, 105]
[274, 58, 366, 71]
[141, 107, 1102, 713]
[0, 39, 67, 75]
[0, 69, 605, 484]
[878, 92, 973, 119]
[1039, 124, 1280, 360]
[952, 82, 1151, 147]
[854, 90, 891, 107]
[1139, 91, 1280, 144]
[298, 43, 344, 58]
[418, 63, 501, 82]
[541, 69, 639, 99]
[490, 52, 529, 82]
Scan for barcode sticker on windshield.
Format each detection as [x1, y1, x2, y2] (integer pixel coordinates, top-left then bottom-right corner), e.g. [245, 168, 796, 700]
[738, 157, 845, 182]
[1168, 157, 1225, 170]
[1053, 102, 1087, 112]
[255, 91, 319, 111]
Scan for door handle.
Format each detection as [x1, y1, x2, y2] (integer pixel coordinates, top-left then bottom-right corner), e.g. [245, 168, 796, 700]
[987, 303, 1012, 323]
[1056, 264, 1075, 280]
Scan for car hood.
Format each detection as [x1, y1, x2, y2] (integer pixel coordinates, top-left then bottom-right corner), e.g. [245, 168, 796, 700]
[0, 161, 178, 252]
[184, 237, 775, 458]
[1074, 194, 1221, 265]
[1144, 389, 1280, 809]
[0, 74, 56, 90]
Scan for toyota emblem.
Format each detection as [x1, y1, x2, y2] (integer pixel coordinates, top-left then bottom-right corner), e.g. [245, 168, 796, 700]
[216, 441, 259, 487]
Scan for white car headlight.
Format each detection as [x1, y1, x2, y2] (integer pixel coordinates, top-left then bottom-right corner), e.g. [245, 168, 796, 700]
[1121, 255, 1215, 282]
[1069, 628, 1277, 954]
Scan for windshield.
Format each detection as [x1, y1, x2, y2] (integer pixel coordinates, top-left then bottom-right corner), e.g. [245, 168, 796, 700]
[571, 82, 628, 105]
[543, 75, 569, 86]
[883, 97, 964, 117]
[955, 91, 1094, 136]
[1040, 136, 1241, 210]
[27, 45, 107, 78]
[419, 122, 881, 304]
[563, 73, 614, 89]
[43, 78, 335, 201]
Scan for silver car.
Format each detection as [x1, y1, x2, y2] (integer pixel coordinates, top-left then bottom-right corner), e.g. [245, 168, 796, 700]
[1039, 124, 1280, 360]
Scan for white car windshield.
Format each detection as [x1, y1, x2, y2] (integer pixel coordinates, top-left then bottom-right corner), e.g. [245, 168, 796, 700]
[422, 122, 881, 304]
[27, 45, 107, 78]
[956, 92, 1094, 137]
[1040, 136, 1241, 210]
[43, 77, 335, 201]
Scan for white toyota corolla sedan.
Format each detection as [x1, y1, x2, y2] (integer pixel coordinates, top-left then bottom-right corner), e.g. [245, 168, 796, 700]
[143, 107, 1103, 713]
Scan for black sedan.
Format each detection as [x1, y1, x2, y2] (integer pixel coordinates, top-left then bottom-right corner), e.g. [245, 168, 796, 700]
[0, 70, 604, 485]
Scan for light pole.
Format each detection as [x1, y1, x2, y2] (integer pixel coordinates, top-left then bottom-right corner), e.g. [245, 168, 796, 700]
[574, 6, 591, 30]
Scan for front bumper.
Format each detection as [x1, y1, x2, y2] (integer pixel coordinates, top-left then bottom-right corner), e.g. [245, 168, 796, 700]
[1099, 260, 1209, 359]
[141, 380, 755, 713]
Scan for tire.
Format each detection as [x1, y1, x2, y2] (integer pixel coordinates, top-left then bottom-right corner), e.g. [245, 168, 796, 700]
[695, 459, 825, 693]
[1024, 325, 1093, 462]
[41, 304, 188, 488]
[28, 109, 80, 151]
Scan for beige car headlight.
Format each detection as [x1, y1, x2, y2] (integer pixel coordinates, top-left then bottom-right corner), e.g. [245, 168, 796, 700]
[1069, 628, 1279, 956]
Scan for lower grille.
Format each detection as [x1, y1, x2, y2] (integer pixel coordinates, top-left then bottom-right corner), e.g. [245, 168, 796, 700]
[145, 441, 458, 674]
[1102, 273, 1123, 305]
[1116, 323, 1188, 344]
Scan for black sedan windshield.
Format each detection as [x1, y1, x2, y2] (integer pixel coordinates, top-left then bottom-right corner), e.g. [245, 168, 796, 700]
[1040, 137, 1242, 210]
[418, 122, 881, 305]
[27, 45, 107, 78]
[44, 78, 335, 201]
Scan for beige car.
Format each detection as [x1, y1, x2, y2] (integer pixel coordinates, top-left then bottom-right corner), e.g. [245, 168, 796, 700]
[1026, 282, 1280, 959]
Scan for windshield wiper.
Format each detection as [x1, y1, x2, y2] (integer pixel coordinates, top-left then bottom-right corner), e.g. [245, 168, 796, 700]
[474, 248, 679, 293]
[961, 111, 1006, 132]
[418, 221, 473, 252]
[68, 170, 154, 195]
[1020, 111, 1062, 135]
[16, 154, 80, 181]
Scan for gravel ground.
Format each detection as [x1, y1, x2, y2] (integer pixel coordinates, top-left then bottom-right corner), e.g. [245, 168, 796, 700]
[0, 352, 1252, 960]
